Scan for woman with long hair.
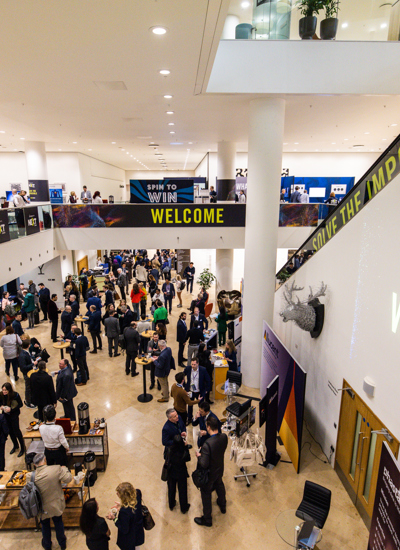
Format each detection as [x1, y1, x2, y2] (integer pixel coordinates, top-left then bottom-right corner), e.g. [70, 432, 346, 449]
[215, 305, 228, 346]
[93, 191, 103, 204]
[148, 274, 157, 299]
[80, 498, 110, 550]
[224, 340, 238, 372]
[197, 342, 214, 403]
[0, 382, 25, 456]
[107, 482, 144, 550]
[156, 322, 167, 341]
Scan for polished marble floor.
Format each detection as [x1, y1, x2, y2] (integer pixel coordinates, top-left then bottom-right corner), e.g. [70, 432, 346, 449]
[0, 280, 369, 549]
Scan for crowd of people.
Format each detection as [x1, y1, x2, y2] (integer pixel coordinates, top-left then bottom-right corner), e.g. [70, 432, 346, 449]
[0, 248, 239, 548]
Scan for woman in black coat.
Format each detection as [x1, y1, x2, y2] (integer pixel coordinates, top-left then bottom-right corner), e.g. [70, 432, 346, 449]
[108, 482, 144, 550]
[167, 434, 190, 513]
[0, 411, 9, 471]
[80, 498, 110, 550]
[0, 382, 25, 457]
[197, 342, 214, 404]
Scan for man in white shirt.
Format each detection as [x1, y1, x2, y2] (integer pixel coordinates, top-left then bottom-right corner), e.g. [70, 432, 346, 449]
[137, 314, 152, 353]
[39, 404, 70, 467]
[12, 190, 26, 207]
[152, 289, 165, 305]
[300, 190, 309, 203]
[238, 190, 246, 203]
[80, 186, 92, 203]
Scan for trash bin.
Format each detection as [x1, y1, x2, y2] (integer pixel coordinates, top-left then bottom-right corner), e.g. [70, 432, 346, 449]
[77, 402, 90, 435]
[84, 451, 97, 486]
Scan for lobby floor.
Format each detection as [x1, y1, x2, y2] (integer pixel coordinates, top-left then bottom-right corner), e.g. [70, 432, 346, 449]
[0, 280, 369, 550]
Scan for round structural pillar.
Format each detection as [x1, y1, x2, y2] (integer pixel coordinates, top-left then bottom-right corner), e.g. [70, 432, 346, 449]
[216, 141, 236, 201]
[216, 249, 234, 294]
[241, 98, 286, 389]
[24, 141, 49, 202]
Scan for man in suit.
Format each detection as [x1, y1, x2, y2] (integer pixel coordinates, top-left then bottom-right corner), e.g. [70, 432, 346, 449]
[74, 328, 90, 385]
[69, 294, 79, 321]
[79, 268, 89, 301]
[290, 185, 302, 203]
[48, 294, 60, 342]
[27, 453, 72, 550]
[17, 282, 25, 305]
[56, 359, 78, 421]
[119, 305, 134, 332]
[104, 311, 120, 358]
[38, 283, 50, 321]
[190, 306, 208, 331]
[194, 416, 228, 527]
[192, 401, 221, 448]
[61, 306, 73, 337]
[30, 361, 57, 421]
[162, 408, 187, 449]
[184, 357, 210, 425]
[80, 185, 92, 203]
[189, 293, 206, 315]
[18, 340, 36, 408]
[86, 290, 102, 312]
[183, 262, 195, 294]
[176, 312, 188, 368]
[185, 320, 205, 364]
[149, 340, 172, 402]
[87, 304, 102, 353]
[117, 268, 126, 301]
[12, 313, 24, 336]
[64, 325, 78, 372]
[123, 321, 140, 376]
[162, 279, 175, 315]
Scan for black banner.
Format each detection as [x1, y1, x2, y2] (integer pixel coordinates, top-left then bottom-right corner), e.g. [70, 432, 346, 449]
[52, 204, 246, 228]
[24, 206, 40, 236]
[216, 178, 236, 201]
[368, 442, 400, 550]
[28, 179, 50, 202]
[0, 209, 10, 244]
[130, 179, 194, 203]
[263, 375, 280, 467]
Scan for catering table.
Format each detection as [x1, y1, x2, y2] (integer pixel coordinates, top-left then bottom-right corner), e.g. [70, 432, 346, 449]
[135, 356, 153, 403]
[23, 422, 109, 472]
[0, 468, 89, 530]
[276, 509, 322, 549]
[52, 341, 70, 360]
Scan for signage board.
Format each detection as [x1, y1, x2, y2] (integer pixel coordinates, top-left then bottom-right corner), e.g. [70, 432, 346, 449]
[28, 179, 50, 202]
[24, 206, 40, 236]
[130, 179, 194, 203]
[0, 209, 10, 244]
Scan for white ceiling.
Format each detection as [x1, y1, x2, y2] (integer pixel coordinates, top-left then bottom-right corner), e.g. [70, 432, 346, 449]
[0, 0, 398, 172]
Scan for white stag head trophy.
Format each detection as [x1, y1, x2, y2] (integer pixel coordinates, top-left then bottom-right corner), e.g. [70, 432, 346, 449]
[280, 281, 327, 333]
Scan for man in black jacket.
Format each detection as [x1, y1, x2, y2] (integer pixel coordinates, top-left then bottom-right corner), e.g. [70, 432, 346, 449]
[183, 262, 195, 294]
[18, 340, 36, 408]
[185, 321, 205, 364]
[117, 268, 126, 301]
[38, 283, 50, 321]
[74, 328, 90, 385]
[104, 311, 120, 358]
[123, 321, 140, 376]
[12, 313, 24, 337]
[87, 305, 102, 353]
[56, 359, 78, 421]
[176, 312, 188, 368]
[48, 294, 60, 342]
[61, 306, 73, 337]
[194, 416, 228, 527]
[190, 307, 208, 331]
[149, 340, 172, 402]
[69, 294, 80, 321]
[30, 361, 57, 421]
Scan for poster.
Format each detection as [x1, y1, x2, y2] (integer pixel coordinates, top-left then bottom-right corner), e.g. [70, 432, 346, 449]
[368, 442, 400, 550]
[24, 206, 40, 236]
[261, 321, 307, 473]
[28, 179, 50, 202]
[177, 249, 190, 276]
[50, 189, 63, 204]
[52, 204, 246, 228]
[0, 209, 10, 244]
[130, 179, 194, 203]
[263, 375, 280, 466]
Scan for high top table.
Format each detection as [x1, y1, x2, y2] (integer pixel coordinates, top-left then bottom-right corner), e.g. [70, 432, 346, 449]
[74, 315, 89, 336]
[276, 509, 322, 549]
[52, 341, 70, 360]
[135, 356, 153, 403]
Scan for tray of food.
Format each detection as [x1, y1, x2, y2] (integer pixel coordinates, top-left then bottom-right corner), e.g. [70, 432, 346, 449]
[7, 470, 28, 487]
[27, 420, 40, 432]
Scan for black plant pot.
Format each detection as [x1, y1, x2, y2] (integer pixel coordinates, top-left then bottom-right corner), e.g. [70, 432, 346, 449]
[299, 16, 317, 40]
[320, 18, 338, 40]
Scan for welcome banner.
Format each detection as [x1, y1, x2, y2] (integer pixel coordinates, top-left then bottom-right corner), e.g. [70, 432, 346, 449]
[261, 321, 307, 473]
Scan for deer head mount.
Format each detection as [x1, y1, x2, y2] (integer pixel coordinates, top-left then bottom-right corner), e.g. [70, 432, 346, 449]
[280, 281, 327, 336]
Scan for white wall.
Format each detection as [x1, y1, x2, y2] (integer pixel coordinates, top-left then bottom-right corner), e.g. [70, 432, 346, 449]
[272, 171, 400, 462]
[190, 248, 244, 293]
[79, 154, 126, 202]
[19, 256, 64, 308]
[194, 155, 209, 180]
[0, 153, 28, 196]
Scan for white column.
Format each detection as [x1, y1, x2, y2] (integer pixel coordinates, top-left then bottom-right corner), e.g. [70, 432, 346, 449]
[241, 98, 286, 389]
[217, 141, 236, 179]
[216, 249, 234, 294]
[222, 15, 240, 40]
[24, 141, 48, 180]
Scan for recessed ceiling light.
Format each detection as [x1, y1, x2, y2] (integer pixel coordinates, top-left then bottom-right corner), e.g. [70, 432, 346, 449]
[150, 26, 167, 35]
[88, 149, 92, 151]
[164, 95, 173, 99]
[188, 142, 193, 144]
[344, 138, 349, 141]
[342, 22, 348, 28]
[391, 123, 397, 127]
[122, 148, 125, 151]
[294, 142, 299, 145]
[166, 111, 174, 115]
[331, 142, 336, 144]
[168, 123, 175, 126]
[364, 132, 370, 134]
[126, 152, 129, 154]
[381, 23, 387, 29]
[170, 131, 175, 134]
[0, 131, 5, 134]
[20, 137, 25, 140]
[73, 141, 77, 144]
[382, 138, 387, 141]
[283, 142, 288, 145]
[58, 149, 62, 151]
[294, 149, 297, 152]
[159, 69, 170, 75]
[13, 149, 17, 151]
[315, 149, 319, 151]
[241, 1, 251, 7]
[112, 142, 116, 144]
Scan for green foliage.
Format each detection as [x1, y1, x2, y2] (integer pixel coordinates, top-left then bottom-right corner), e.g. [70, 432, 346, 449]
[296, 0, 325, 18]
[323, 0, 340, 19]
[196, 268, 217, 291]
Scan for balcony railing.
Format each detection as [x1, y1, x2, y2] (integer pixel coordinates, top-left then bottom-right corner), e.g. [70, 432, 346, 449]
[0, 204, 53, 244]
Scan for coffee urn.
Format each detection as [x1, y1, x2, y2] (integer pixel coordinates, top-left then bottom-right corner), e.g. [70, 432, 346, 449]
[77, 402, 90, 435]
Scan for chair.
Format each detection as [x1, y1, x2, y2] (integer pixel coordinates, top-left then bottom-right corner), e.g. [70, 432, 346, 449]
[296, 481, 331, 529]
[227, 370, 242, 388]
[204, 302, 213, 320]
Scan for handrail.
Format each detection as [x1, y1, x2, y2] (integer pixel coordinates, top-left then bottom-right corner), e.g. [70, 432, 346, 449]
[276, 132, 400, 286]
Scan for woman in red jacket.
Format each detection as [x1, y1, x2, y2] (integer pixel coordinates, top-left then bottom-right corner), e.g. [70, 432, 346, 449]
[130, 283, 144, 321]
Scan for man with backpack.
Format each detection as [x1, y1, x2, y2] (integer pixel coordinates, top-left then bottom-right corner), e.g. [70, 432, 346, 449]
[24, 453, 72, 550]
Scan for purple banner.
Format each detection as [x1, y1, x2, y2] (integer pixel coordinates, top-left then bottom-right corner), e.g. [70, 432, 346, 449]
[279, 204, 319, 227]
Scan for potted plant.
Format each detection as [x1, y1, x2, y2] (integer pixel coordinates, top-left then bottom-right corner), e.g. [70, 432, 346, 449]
[197, 268, 216, 291]
[320, 0, 339, 40]
[297, 0, 325, 39]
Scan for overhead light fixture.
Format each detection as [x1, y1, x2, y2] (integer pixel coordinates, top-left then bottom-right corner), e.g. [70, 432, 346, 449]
[122, 148, 125, 151]
[342, 22, 348, 29]
[0, 131, 5, 134]
[88, 149, 92, 151]
[150, 26, 167, 35]
[159, 69, 170, 75]
[391, 123, 397, 127]
[20, 137, 25, 140]
[188, 142, 193, 144]
[344, 138, 349, 141]
[164, 95, 173, 99]
[364, 132, 370, 135]
[168, 123, 175, 126]
[170, 131, 175, 134]
[241, 1, 250, 7]
[166, 111, 174, 115]
[283, 142, 288, 145]
[294, 142, 299, 145]
[58, 149, 62, 151]
[73, 141, 77, 144]
[382, 138, 387, 141]
[112, 141, 116, 144]
[331, 142, 336, 144]
[381, 23, 387, 29]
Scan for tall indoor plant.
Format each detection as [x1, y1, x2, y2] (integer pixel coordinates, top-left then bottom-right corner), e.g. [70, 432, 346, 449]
[297, 0, 324, 39]
[197, 268, 216, 291]
[320, 0, 339, 40]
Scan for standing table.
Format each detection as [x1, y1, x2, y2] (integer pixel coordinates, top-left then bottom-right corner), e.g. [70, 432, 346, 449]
[52, 341, 70, 360]
[74, 315, 89, 336]
[135, 357, 153, 403]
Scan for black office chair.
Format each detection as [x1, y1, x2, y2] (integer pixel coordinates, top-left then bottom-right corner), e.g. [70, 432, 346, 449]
[226, 370, 242, 387]
[295, 480, 331, 529]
